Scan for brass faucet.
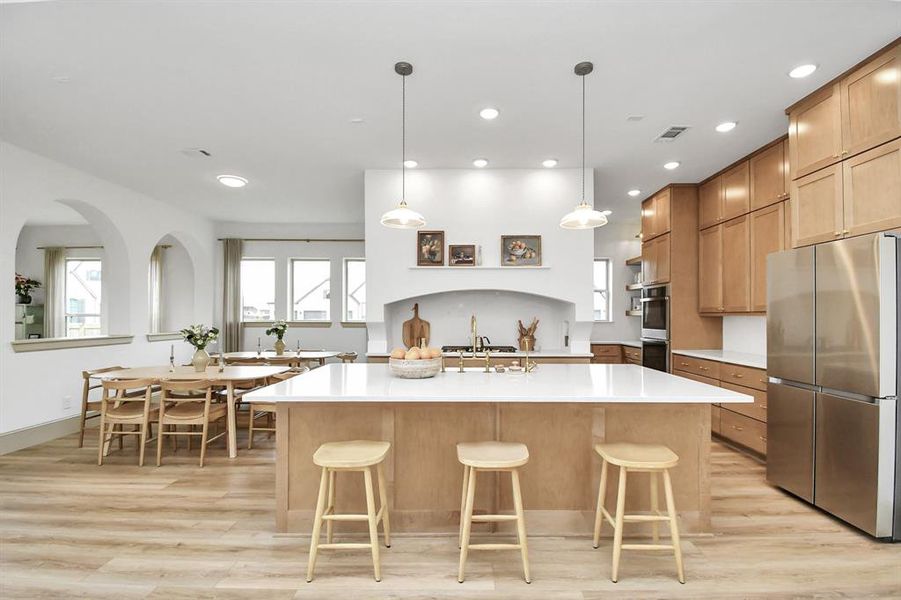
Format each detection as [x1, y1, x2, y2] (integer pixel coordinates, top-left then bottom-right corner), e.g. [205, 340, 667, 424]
[470, 314, 478, 352]
[524, 348, 537, 373]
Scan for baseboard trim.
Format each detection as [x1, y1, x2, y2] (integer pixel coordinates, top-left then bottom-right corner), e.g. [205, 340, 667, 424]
[0, 415, 82, 455]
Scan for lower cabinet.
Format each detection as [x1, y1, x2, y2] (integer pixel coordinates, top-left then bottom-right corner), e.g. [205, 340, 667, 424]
[622, 345, 642, 365]
[590, 344, 642, 365]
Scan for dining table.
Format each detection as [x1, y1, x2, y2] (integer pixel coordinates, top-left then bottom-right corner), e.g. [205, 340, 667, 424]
[214, 350, 341, 367]
[92, 365, 291, 458]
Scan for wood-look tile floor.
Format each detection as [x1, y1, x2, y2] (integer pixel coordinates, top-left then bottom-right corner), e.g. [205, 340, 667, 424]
[1, 433, 899, 599]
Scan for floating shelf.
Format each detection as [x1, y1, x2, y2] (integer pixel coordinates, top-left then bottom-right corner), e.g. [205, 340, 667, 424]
[626, 309, 642, 317]
[625, 256, 642, 266]
[625, 283, 643, 291]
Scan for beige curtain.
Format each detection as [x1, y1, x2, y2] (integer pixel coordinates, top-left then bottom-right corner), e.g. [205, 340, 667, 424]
[43, 247, 65, 338]
[148, 245, 163, 333]
[221, 238, 242, 352]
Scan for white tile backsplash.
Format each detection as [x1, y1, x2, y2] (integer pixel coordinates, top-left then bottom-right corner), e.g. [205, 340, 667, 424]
[722, 315, 766, 356]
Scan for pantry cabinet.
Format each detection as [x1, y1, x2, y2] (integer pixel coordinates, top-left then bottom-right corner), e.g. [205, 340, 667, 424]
[722, 215, 750, 312]
[750, 202, 786, 311]
[750, 140, 789, 210]
[641, 233, 671, 286]
[640, 188, 671, 241]
[723, 161, 750, 220]
[840, 44, 901, 160]
[698, 225, 723, 313]
[698, 176, 724, 229]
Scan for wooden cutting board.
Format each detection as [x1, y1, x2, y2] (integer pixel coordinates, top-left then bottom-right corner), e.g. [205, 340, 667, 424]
[402, 303, 430, 349]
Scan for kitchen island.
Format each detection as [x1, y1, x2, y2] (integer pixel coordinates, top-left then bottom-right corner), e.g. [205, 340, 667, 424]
[245, 363, 751, 535]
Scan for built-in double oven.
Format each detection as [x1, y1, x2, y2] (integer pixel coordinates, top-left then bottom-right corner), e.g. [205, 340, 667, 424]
[640, 284, 670, 372]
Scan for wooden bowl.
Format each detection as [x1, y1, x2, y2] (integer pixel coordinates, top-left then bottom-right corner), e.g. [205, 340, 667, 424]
[388, 357, 442, 379]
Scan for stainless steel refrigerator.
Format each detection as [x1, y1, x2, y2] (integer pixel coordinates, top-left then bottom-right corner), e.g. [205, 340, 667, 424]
[766, 232, 899, 540]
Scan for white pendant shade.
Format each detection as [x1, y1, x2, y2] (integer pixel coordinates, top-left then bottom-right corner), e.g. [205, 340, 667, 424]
[380, 201, 426, 229]
[559, 202, 611, 229]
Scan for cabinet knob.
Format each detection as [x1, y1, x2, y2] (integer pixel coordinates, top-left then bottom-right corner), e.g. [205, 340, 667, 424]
[761, 404, 767, 410]
[732, 373, 743, 378]
[680, 362, 689, 366]
[732, 425, 743, 432]
[760, 436, 767, 442]
[834, 232, 842, 237]
[842, 229, 850, 234]
[841, 150, 848, 155]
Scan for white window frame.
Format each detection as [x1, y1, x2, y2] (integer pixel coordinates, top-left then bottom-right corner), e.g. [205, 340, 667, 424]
[64, 257, 103, 337]
[342, 257, 366, 323]
[240, 257, 276, 323]
[593, 257, 613, 323]
[289, 258, 332, 323]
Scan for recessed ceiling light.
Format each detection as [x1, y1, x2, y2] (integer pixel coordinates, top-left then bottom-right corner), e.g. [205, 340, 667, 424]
[479, 107, 499, 120]
[663, 161, 680, 170]
[627, 189, 641, 197]
[217, 175, 248, 188]
[789, 64, 817, 79]
[542, 159, 558, 168]
[715, 121, 737, 133]
[403, 160, 418, 168]
[472, 158, 489, 168]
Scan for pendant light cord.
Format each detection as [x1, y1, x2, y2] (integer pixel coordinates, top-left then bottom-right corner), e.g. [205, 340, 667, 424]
[581, 71, 585, 205]
[401, 72, 406, 205]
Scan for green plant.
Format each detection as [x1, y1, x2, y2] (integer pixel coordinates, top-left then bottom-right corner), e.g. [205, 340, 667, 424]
[180, 324, 220, 349]
[265, 320, 288, 340]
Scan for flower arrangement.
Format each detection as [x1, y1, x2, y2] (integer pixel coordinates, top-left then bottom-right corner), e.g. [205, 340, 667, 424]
[179, 324, 220, 349]
[15, 273, 41, 301]
[265, 320, 289, 340]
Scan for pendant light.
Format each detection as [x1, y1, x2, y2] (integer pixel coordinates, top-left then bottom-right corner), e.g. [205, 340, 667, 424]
[381, 61, 426, 229]
[560, 61, 611, 230]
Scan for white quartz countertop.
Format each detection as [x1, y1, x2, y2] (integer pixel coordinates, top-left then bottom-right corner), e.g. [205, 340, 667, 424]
[245, 363, 752, 404]
[367, 349, 593, 358]
[590, 340, 642, 348]
[671, 349, 767, 370]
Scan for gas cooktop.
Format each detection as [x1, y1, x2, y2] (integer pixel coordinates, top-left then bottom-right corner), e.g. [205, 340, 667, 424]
[441, 345, 518, 353]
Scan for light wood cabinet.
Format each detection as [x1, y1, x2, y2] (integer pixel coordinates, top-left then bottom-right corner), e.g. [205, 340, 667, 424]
[842, 137, 901, 238]
[750, 203, 786, 312]
[750, 141, 789, 210]
[722, 215, 750, 312]
[698, 225, 723, 313]
[641, 189, 672, 241]
[790, 163, 843, 247]
[840, 44, 901, 159]
[789, 84, 843, 180]
[723, 161, 750, 220]
[698, 176, 724, 229]
[641, 233, 670, 285]
[591, 344, 622, 364]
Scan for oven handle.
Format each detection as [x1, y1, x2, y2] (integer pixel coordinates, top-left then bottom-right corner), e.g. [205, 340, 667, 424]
[639, 297, 670, 302]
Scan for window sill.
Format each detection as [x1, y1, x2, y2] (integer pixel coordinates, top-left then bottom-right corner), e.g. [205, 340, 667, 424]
[10, 334, 134, 353]
[341, 321, 367, 328]
[242, 321, 333, 328]
[146, 332, 182, 342]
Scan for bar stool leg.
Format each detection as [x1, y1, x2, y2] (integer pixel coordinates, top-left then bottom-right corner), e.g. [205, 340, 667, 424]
[306, 467, 330, 583]
[457, 466, 477, 583]
[326, 470, 336, 543]
[376, 462, 391, 547]
[662, 469, 685, 584]
[592, 458, 608, 548]
[510, 469, 531, 584]
[458, 465, 470, 548]
[363, 466, 382, 582]
[611, 466, 628, 583]
[650, 470, 660, 543]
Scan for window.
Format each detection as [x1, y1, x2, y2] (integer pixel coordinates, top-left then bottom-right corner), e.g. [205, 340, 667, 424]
[291, 259, 331, 321]
[343, 258, 366, 322]
[65, 259, 102, 337]
[593, 258, 612, 322]
[241, 259, 275, 321]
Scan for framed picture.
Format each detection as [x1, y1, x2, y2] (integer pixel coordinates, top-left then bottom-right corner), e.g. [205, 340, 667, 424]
[417, 230, 445, 266]
[448, 244, 476, 266]
[501, 235, 542, 266]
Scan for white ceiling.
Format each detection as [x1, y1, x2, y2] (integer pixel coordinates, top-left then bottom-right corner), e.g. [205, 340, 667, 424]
[2, 1, 899, 224]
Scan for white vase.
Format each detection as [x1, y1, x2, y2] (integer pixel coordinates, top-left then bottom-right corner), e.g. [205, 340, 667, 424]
[192, 347, 211, 372]
[274, 339, 286, 356]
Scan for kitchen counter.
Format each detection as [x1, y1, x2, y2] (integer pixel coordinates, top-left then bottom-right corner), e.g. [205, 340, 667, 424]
[254, 363, 749, 536]
[591, 339, 642, 348]
[671, 349, 767, 370]
[366, 349, 593, 359]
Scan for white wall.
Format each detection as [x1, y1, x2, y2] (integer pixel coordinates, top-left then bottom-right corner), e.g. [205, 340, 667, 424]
[212, 222, 368, 359]
[722, 315, 766, 356]
[364, 168, 596, 353]
[590, 219, 642, 343]
[0, 141, 216, 434]
[158, 235, 195, 333]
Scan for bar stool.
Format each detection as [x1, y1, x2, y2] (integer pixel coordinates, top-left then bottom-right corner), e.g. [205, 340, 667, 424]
[592, 442, 684, 584]
[457, 441, 531, 584]
[306, 440, 391, 583]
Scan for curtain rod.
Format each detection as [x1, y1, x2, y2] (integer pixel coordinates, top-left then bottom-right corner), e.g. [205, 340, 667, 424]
[217, 237, 364, 243]
[36, 245, 104, 250]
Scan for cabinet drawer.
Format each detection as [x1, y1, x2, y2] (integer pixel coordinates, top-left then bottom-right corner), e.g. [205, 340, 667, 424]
[592, 357, 620, 364]
[711, 405, 722, 435]
[672, 369, 719, 388]
[720, 409, 767, 455]
[720, 382, 767, 423]
[625, 358, 641, 366]
[622, 346, 641, 362]
[720, 364, 767, 391]
[672, 354, 720, 379]
[591, 344, 621, 357]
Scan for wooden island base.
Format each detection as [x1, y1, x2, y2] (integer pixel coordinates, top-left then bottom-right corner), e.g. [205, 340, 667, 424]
[276, 402, 711, 536]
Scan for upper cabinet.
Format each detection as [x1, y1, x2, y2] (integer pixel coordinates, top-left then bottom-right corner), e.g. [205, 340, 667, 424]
[791, 164, 844, 247]
[750, 140, 789, 210]
[723, 161, 750, 220]
[788, 84, 843, 179]
[841, 138, 901, 238]
[840, 44, 901, 159]
[699, 176, 724, 229]
[722, 215, 751, 312]
[642, 232, 671, 286]
[750, 202, 787, 312]
[641, 189, 672, 241]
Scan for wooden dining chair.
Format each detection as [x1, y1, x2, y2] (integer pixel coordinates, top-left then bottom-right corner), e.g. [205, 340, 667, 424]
[248, 366, 309, 449]
[157, 380, 226, 467]
[97, 378, 158, 467]
[79, 366, 125, 448]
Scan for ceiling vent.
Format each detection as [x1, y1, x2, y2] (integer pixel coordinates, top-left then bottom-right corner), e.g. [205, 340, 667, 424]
[180, 148, 212, 158]
[654, 126, 690, 142]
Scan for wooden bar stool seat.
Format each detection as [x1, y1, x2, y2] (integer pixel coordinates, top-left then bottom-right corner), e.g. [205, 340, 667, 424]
[456, 441, 531, 584]
[307, 440, 391, 583]
[592, 442, 685, 584]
